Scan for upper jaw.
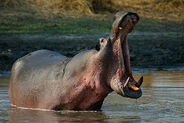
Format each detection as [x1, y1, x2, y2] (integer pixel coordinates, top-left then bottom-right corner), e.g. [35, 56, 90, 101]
[110, 11, 139, 42]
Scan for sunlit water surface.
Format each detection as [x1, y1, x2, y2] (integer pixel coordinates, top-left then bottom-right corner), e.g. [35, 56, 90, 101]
[0, 69, 184, 123]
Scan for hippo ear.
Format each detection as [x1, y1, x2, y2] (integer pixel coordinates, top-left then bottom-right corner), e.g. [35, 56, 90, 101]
[95, 44, 100, 51]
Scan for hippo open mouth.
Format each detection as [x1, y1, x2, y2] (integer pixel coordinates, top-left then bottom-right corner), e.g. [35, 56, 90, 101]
[110, 12, 143, 99]
[120, 77, 143, 99]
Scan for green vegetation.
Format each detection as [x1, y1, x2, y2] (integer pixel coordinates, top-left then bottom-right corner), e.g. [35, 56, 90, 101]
[0, 14, 183, 34]
[0, 16, 111, 34]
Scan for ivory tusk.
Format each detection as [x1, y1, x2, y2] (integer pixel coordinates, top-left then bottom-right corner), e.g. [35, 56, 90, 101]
[136, 76, 143, 87]
[123, 77, 129, 87]
[128, 83, 140, 91]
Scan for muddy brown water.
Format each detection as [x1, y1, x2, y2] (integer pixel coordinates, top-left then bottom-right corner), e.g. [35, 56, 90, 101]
[0, 69, 184, 122]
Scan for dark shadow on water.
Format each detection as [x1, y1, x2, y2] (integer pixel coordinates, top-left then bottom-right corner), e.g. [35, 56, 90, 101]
[8, 106, 141, 123]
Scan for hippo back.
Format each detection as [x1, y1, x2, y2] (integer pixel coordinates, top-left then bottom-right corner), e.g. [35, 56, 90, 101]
[8, 50, 71, 108]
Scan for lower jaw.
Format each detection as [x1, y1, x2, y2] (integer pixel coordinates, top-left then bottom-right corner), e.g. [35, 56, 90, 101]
[122, 86, 142, 99]
[118, 77, 142, 99]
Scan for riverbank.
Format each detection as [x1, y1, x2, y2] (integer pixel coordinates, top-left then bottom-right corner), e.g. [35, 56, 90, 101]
[0, 32, 183, 72]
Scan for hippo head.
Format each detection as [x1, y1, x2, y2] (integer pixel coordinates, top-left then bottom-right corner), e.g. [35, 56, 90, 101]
[97, 11, 143, 99]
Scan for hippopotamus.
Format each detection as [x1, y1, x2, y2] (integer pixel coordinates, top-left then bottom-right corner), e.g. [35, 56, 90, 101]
[8, 11, 143, 110]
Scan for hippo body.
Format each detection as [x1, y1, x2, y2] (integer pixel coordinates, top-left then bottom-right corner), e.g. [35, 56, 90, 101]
[9, 11, 143, 110]
[9, 49, 110, 110]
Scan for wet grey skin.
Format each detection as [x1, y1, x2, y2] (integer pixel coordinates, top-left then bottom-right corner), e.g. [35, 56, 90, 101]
[8, 11, 143, 111]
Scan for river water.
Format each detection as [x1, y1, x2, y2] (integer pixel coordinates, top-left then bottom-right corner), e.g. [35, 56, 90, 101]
[0, 69, 184, 123]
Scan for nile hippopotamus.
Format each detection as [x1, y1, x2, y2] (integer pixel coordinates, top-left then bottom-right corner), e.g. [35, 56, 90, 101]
[8, 11, 143, 110]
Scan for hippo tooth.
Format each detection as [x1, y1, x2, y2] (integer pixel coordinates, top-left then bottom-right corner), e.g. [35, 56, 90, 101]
[123, 77, 129, 87]
[128, 83, 140, 91]
[136, 76, 143, 87]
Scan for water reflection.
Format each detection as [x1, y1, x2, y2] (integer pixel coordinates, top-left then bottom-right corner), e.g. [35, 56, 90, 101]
[0, 70, 184, 122]
[8, 107, 142, 123]
[9, 108, 108, 123]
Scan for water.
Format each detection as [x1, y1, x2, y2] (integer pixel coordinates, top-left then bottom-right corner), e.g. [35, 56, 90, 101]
[0, 70, 184, 122]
